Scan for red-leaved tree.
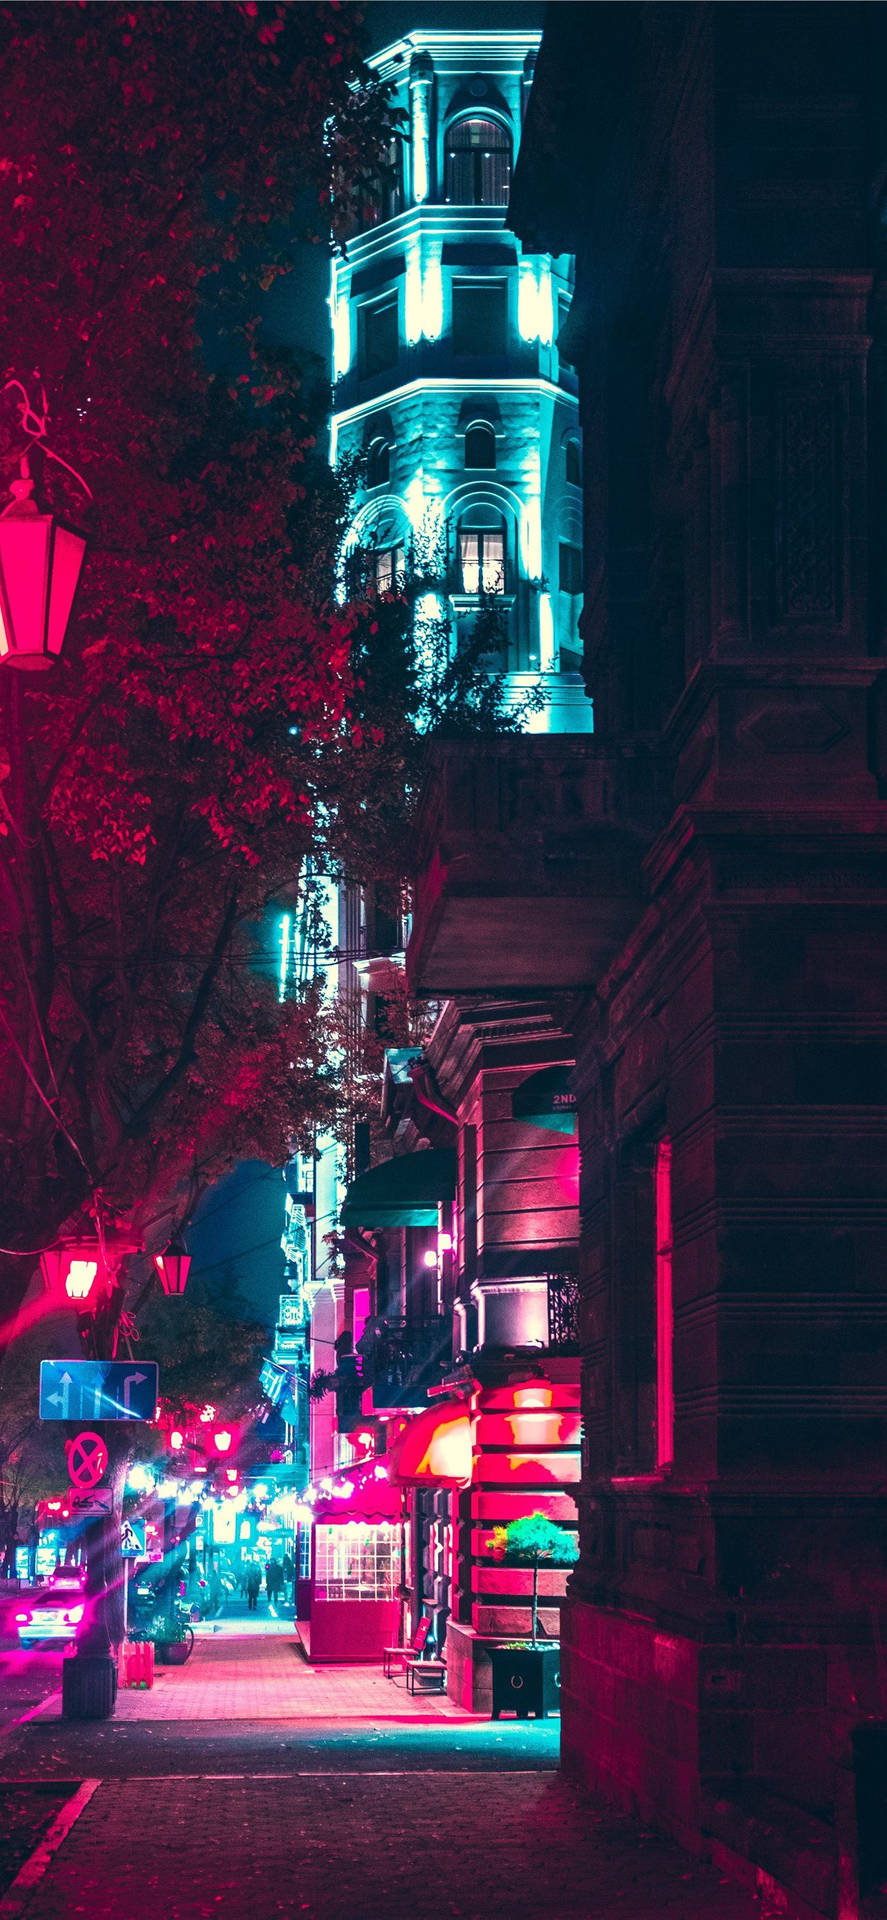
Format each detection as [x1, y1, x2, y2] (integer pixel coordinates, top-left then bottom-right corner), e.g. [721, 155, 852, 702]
[0, 2, 398, 1325]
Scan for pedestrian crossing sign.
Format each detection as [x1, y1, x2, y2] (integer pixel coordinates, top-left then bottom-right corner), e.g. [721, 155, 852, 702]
[120, 1518, 147, 1558]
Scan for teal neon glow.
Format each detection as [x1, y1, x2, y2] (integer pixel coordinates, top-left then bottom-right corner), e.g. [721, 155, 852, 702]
[405, 242, 423, 345]
[421, 256, 443, 340]
[278, 912, 291, 1004]
[520, 498, 543, 581]
[330, 267, 351, 381]
[518, 260, 553, 345]
[538, 591, 555, 672]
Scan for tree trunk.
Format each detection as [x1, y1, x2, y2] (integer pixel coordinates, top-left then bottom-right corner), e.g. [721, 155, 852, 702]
[531, 1555, 539, 1647]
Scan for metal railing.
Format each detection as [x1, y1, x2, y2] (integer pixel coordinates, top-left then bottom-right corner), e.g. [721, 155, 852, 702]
[547, 1269, 580, 1353]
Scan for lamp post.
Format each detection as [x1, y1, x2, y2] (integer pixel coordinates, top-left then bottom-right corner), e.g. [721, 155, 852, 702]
[0, 456, 87, 668]
[153, 1241, 192, 1296]
[39, 1221, 191, 1719]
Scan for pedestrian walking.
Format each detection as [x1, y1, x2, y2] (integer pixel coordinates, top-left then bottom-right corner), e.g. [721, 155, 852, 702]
[245, 1565, 261, 1612]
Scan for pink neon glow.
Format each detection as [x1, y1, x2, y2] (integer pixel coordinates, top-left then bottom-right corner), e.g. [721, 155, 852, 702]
[388, 1403, 472, 1488]
[352, 1287, 371, 1352]
[655, 1136, 674, 1470]
[65, 1258, 99, 1301]
[4, 503, 87, 664]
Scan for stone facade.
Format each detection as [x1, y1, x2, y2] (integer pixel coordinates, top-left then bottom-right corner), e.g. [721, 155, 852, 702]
[508, 7, 887, 1914]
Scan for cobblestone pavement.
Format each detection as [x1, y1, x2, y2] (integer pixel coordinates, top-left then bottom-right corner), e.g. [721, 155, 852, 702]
[0, 1624, 764, 1918]
[2, 1772, 762, 1920]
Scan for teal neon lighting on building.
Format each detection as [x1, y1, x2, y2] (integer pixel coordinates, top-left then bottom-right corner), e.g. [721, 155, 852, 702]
[330, 28, 592, 735]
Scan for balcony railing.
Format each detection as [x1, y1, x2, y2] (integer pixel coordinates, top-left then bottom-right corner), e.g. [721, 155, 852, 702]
[547, 1270, 580, 1354]
[356, 1316, 451, 1411]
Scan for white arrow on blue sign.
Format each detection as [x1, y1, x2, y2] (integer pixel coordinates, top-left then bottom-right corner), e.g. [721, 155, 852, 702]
[39, 1360, 159, 1423]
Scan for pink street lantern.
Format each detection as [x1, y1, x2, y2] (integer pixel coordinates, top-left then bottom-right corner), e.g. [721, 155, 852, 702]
[153, 1243, 192, 1296]
[0, 461, 87, 669]
[40, 1239, 106, 1304]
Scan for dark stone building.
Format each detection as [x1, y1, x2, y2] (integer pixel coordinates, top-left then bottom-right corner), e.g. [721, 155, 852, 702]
[493, 5, 887, 1913]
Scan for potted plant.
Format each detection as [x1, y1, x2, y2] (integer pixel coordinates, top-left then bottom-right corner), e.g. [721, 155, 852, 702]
[147, 1610, 194, 1665]
[486, 1512, 578, 1720]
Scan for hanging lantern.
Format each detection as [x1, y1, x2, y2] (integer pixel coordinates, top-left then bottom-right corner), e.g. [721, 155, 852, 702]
[40, 1237, 105, 1303]
[0, 461, 87, 669]
[153, 1242, 192, 1296]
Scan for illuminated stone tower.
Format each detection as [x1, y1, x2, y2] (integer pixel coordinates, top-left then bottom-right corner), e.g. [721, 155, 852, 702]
[330, 28, 592, 732]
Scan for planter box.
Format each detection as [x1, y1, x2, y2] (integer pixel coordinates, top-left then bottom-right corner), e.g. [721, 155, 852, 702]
[490, 1643, 561, 1720]
[156, 1640, 189, 1665]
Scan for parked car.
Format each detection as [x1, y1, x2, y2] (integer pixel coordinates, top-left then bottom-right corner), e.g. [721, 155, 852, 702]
[15, 1586, 87, 1648]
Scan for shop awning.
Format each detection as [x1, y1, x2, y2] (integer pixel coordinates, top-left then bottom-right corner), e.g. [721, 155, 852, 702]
[340, 1149, 457, 1229]
[388, 1400, 473, 1489]
[311, 1457, 402, 1525]
[511, 1065, 577, 1135]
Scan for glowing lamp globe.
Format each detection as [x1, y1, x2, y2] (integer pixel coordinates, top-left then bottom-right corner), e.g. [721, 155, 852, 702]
[153, 1243, 191, 1296]
[40, 1239, 105, 1304]
[213, 1429, 233, 1455]
[0, 467, 87, 669]
[170, 1429, 185, 1452]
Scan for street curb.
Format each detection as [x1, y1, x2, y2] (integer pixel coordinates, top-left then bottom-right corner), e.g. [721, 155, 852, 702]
[0, 1778, 100, 1916]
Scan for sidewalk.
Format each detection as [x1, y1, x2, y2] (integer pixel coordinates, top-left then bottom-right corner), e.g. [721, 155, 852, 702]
[37, 1628, 478, 1725]
[1, 1626, 767, 1918]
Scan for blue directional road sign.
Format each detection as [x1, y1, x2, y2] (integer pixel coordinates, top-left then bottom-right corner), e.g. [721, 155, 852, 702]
[39, 1360, 159, 1423]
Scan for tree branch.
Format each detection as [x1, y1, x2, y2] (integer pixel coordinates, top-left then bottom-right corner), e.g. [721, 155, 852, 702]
[126, 888, 239, 1139]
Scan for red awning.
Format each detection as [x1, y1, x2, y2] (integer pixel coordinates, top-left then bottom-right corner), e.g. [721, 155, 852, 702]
[388, 1399, 473, 1489]
[311, 1457, 402, 1525]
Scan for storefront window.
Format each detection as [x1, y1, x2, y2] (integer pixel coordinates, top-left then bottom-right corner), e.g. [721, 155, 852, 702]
[313, 1522, 401, 1601]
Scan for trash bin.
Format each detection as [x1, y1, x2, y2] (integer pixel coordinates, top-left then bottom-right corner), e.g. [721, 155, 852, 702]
[62, 1650, 117, 1720]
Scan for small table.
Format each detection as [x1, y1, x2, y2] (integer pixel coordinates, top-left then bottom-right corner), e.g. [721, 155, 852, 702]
[382, 1644, 407, 1679]
[405, 1659, 446, 1696]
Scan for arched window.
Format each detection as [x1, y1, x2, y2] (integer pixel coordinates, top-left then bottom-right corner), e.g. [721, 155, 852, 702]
[458, 507, 506, 595]
[565, 437, 582, 488]
[444, 117, 511, 207]
[366, 437, 391, 488]
[464, 423, 496, 471]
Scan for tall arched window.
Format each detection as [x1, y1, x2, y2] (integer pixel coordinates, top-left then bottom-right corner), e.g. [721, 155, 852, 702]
[366, 437, 391, 488]
[444, 117, 511, 207]
[458, 507, 506, 594]
[464, 423, 496, 471]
